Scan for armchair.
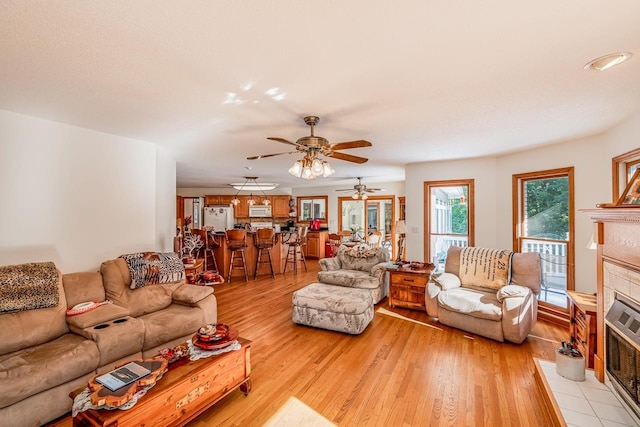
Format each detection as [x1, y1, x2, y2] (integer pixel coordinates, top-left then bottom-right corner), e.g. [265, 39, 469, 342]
[317, 244, 390, 303]
[425, 246, 541, 344]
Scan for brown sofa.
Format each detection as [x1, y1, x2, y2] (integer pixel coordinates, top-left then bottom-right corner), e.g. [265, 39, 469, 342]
[425, 246, 541, 344]
[0, 258, 217, 427]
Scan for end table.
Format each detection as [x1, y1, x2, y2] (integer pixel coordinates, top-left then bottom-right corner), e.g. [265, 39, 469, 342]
[388, 265, 434, 311]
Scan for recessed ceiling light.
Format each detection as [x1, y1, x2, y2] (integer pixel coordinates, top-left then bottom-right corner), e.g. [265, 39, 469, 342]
[584, 52, 632, 71]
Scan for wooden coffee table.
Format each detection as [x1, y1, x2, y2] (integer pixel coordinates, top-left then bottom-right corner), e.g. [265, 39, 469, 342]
[71, 337, 251, 427]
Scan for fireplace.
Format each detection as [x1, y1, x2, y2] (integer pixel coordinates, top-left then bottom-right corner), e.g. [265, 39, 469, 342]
[606, 293, 640, 418]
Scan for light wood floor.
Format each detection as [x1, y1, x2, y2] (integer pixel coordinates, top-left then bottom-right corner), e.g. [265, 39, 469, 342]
[49, 260, 566, 426]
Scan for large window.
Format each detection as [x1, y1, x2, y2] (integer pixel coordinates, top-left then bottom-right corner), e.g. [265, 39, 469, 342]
[512, 167, 574, 310]
[424, 180, 474, 269]
[338, 196, 395, 257]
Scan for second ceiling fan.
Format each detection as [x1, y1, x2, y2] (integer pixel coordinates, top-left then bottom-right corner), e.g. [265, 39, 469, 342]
[336, 177, 384, 199]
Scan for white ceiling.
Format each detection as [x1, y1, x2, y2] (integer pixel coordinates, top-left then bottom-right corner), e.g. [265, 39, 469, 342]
[1, 1, 639, 189]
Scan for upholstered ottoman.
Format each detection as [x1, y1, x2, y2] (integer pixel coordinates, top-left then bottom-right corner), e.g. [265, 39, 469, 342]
[292, 283, 374, 334]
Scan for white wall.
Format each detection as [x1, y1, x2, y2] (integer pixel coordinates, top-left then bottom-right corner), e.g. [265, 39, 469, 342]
[0, 110, 176, 273]
[404, 110, 640, 294]
[405, 157, 499, 259]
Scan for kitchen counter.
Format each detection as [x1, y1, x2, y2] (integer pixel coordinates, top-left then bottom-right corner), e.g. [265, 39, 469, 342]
[213, 230, 285, 279]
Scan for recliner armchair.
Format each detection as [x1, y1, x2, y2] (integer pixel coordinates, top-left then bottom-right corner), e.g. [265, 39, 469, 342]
[425, 246, 541, 344]
[317, 245, 390, 303]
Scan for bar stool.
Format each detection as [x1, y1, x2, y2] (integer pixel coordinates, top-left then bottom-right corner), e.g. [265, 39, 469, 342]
[254, 228, 276, 279]
[284, 226, 308, 273]
[191, 229, 218, 272]
[225, 229, 248, 282]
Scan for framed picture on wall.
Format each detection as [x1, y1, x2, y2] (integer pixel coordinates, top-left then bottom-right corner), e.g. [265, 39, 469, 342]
[617, 168, 640, 206]
[612, 148, 640, 202]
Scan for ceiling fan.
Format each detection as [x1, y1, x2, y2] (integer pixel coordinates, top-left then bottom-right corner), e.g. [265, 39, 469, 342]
[246, 115, 372, 165]
[336, 177, 384, 199]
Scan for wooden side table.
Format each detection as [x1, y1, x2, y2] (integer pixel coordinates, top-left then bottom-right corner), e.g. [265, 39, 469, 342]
[388, 265, 434, 311]
[567, 290, 597, 369]
[184, 259, 204, 283]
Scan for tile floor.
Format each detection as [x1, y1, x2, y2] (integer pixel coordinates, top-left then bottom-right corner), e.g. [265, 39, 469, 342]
[537, 358, 640, 426]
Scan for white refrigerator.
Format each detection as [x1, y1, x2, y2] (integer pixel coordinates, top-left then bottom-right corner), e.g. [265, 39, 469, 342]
[204, 206, 234, 231]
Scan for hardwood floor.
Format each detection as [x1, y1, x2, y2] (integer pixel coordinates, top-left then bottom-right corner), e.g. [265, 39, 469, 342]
[49, 261, 566, 426]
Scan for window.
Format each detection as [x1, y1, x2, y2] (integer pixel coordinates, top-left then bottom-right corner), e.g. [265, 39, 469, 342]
[424, 180, 474, 269]
[512, 167, 574, 310]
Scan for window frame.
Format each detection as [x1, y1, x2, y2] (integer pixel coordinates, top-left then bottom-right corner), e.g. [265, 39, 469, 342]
[512, 167, 575, 316]
[424, 179, 475, 263]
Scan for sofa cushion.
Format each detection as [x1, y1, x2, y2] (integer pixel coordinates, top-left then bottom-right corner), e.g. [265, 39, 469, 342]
[138, 303, 205, 351]
[62, 271, 106, 309]
[317, 270, 380, 290]
[0, 275, 69, 356]
[437, 287, 502, 321]
[172, 284, 214, 305]
[101, 259, 181, 317]
[0, 333, 99, 408]
[511, 252, 541, 294]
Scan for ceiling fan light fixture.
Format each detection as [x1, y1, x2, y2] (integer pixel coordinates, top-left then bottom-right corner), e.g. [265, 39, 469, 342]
[361, 193, 368, 200]
[288, 160, 303, 177]
[322, 161, 335, 177]
[311, 158, 324, 174]
[584, 52, 632, 71]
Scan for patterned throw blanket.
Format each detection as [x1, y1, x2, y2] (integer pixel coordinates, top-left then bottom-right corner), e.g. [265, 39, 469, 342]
[0, 262, 59, 313]
[459, 247, 513, 290]
[119, 252, 185, 289]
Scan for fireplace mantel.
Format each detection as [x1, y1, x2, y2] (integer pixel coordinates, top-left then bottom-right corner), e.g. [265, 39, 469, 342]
[582, 208, 640, 382]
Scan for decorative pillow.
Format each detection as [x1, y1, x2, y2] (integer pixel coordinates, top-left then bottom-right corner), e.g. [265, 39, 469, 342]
[433, 272, 461, 290]
[346, 243, 378, 258]
[0, 262, 59, 313]
[119, 252, 185, 289]
[459, 247, 513, 290]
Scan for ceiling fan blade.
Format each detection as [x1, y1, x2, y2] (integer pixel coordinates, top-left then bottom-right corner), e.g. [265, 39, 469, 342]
[336, 188, 355, 192]
[366, 188, 384, 192]
[267, 137, 303, 147]
[247, 151, 296, 160]
[326, 151, 368, 164]
[330, 140, 372, 151]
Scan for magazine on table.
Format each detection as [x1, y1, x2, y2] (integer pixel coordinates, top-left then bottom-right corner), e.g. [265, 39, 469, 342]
[95, 362, 151, 391]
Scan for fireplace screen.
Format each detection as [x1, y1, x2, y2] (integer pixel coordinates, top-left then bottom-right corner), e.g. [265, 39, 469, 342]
[607, 325, 640, 404]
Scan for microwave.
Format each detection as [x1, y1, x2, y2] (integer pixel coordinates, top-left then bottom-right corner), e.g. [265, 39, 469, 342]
[249, 205, 272, 217]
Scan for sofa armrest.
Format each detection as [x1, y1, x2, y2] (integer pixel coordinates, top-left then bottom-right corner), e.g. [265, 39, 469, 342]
[425, 281, 441, 317]
[172, 284, 214, 306]
[319, 257, 341, 271]
[370, 262, 388, 280]
[66, 303, 130, 330]
[496, 284, 531, 302]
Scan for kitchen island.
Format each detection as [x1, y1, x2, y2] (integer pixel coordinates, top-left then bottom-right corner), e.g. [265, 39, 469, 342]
[212, 230, 288, 280]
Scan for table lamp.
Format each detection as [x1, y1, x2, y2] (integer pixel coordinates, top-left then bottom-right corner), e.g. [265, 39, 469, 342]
[395, 220, 407, 264]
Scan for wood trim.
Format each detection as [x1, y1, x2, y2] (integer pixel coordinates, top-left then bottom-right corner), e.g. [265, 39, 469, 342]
[612, 147, 640, 203]
[423, 179, 474, 262]
[534, 358, 568, 427]
[512, 167, 575, 294]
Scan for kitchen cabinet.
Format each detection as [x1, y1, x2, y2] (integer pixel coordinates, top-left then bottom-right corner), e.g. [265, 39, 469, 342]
[303, 231, 328, 259]
[271, 196, 291, 218]
[205, 195, 236, 206]
[233, 196, 250, 218]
